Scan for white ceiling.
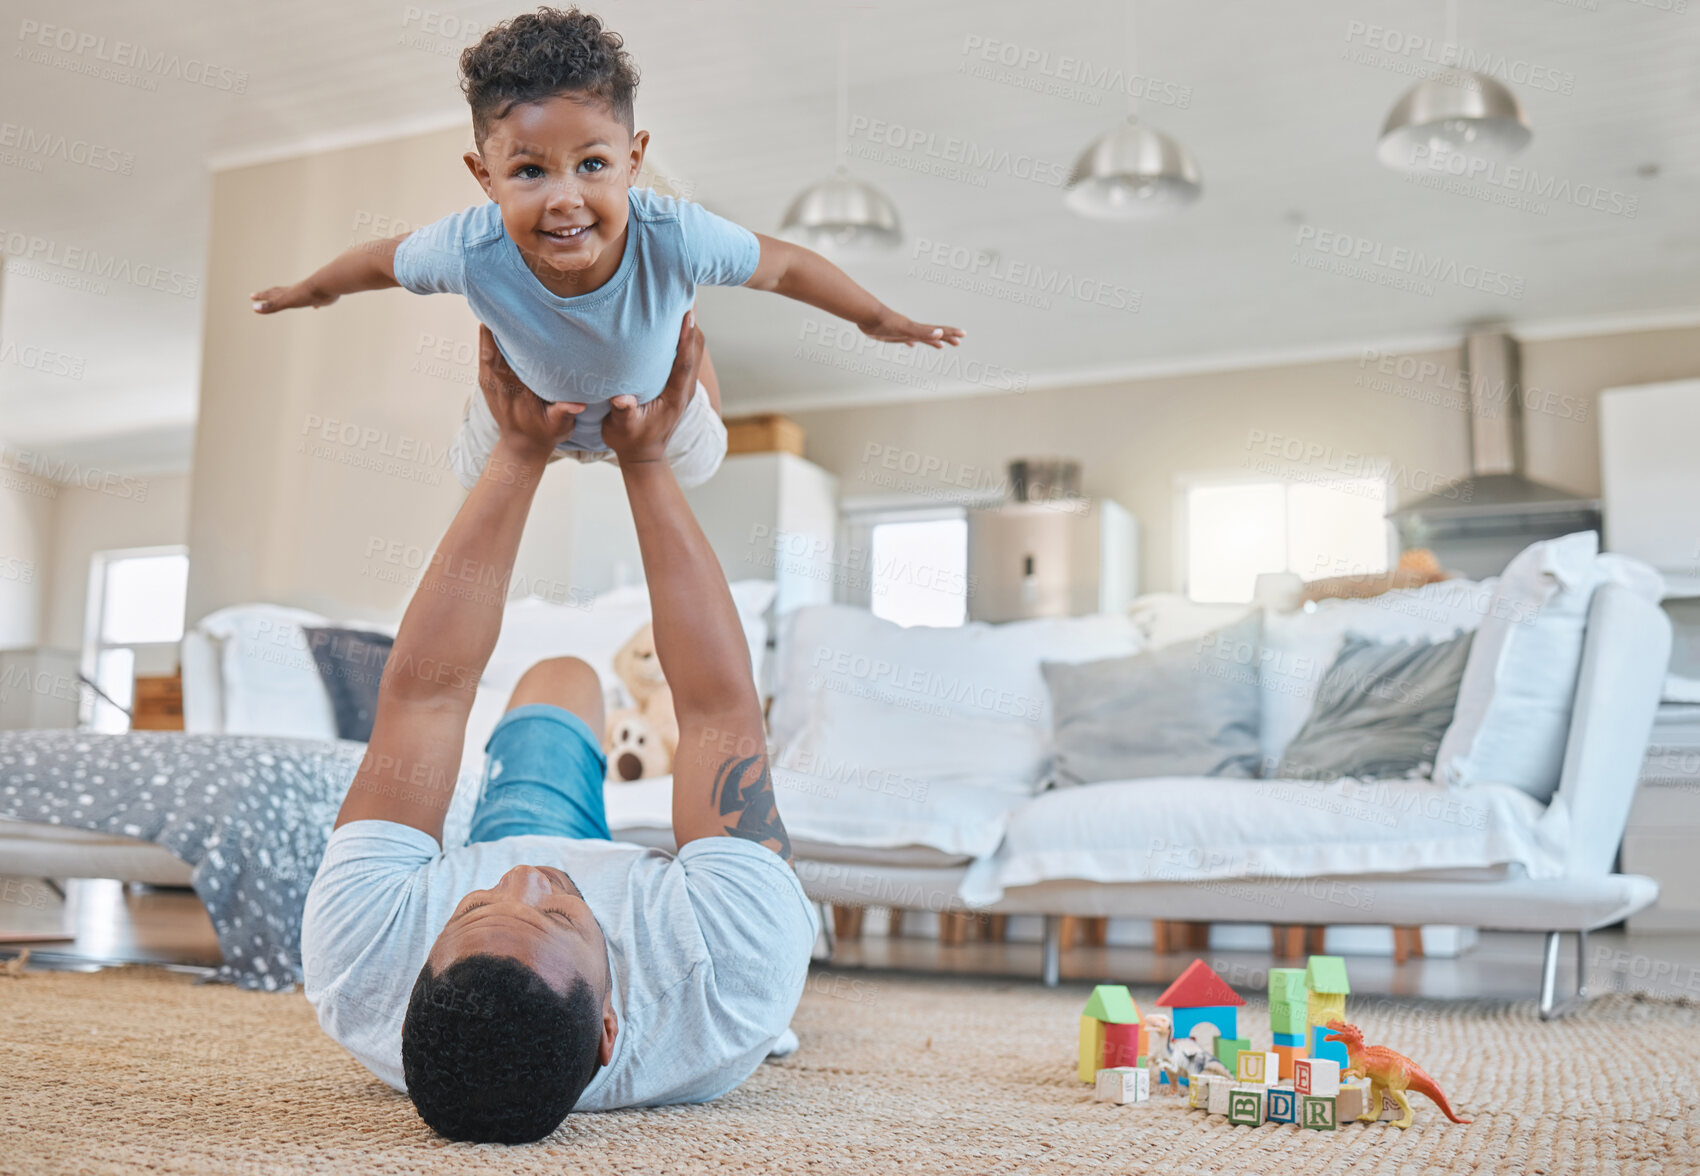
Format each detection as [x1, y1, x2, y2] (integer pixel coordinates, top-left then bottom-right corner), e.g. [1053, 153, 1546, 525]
[2, 0, 1697, 475]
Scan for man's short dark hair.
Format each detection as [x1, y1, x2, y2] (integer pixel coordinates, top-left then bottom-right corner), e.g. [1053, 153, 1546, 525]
[402, 953, 603, 1143]
[460, 7, 640, 144]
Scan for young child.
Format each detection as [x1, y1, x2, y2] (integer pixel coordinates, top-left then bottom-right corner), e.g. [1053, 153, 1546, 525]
[252, 7, 963, 490]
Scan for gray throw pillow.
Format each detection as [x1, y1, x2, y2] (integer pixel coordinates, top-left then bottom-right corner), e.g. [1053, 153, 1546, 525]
[1275, 630, 1474, 782]
[1042, 612, 1264, 786]
[303, 627, 394, 743]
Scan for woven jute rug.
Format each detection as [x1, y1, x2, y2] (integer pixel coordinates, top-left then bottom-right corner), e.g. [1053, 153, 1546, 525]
[1, 965, 1695, 1175]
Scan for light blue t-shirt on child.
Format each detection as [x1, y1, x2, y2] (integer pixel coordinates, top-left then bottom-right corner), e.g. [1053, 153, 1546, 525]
[393, 188, 760, 453]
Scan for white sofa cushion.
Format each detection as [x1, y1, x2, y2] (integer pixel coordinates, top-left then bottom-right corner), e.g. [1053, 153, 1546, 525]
[769, 605, 1144, 800]
[1434, 533, 1595, 802]
[958, 773, 1561, 905]
[603, 771, 1013, 863]
[1257, 578, 1495, 767]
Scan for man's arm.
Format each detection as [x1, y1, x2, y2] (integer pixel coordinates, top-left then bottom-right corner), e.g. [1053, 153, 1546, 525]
[331, 325, 583, 842]
[743, 232, 964, 349]
[602, 314, 791, 863]
[251, 234, 407, 313]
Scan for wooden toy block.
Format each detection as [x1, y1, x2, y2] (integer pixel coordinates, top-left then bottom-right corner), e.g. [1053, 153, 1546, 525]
[1235, 1050, 1279, 1085]
[1095, 1066, 1150, 1104]
[1156, 959, 1246, 1045]
[1335, 1077, 1371, 1121]
[1307, 991, 1347, 1027]
[1305, 955, 1351, 997]
[1268, 967, 1308, 1004]
[1227, 1086, 1265, 1126]
[1266, 1086, 1298, 1124]
[1294, 1057, 1341, 1098]
[1083, 984, 1143, 1025]
[1272, 1043, 1306, 1080]
[1213, 1036, 1250, 1071]
[1102, 1020, 1142, 1068]
[1309, 1023, 1351, 1070]
[1206, 1075, 1232, 1116]
[1301, 1095, 1338, 1131]
[1172, 1004, 1239, 1042]
[1272, 1030, 1306, 1048]
[1268, 1000, 1308, 1035]
[1188, 1074, 1210, 1109]
[1078, 1015, 1107, 1083]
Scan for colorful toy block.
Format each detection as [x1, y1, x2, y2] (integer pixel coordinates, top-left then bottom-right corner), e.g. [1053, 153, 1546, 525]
[1336, 1076, 1371, 1122]
[1272, 1030, 1307, 1048]
[1214, 1036, 1251, 1072]
[1295, 1057, 1341, 1098]
[1206, 1074, 1232, 1116]
[1301, 1095, 1338, 1131]
[1095, 1066, 1150, 1104]
[1272, 1043, 1305, 1080]
[1310, 1022, 1350, 1070]
[1268, 1000, 1309, 1036]
[1187, 1073, 1210, 1109]
[1103, 1020, 1142, 1068]
[1227, 1086, 1265, 1126]
[1078, 985, 1143, 1082]
[1078, 1016, 1106, 1084]
[1236, 1050, 1279, 1085]
[1269, 967, 1308, 1005]
[1266, 1086, 1298, 1124]
[1305, 955, 1350, 1027]
[1157, 959, 1246, 1042]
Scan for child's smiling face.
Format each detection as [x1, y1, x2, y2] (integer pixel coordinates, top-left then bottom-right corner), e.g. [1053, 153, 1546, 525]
[465, 93, 649, 285]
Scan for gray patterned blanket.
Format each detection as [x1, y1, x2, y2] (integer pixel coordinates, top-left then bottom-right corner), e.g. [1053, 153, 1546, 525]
[0, 730, 477, 990]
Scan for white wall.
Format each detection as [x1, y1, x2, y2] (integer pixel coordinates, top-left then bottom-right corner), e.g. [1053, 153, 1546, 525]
[0, 468, 56, 649]
[789, 324, 1700, 593]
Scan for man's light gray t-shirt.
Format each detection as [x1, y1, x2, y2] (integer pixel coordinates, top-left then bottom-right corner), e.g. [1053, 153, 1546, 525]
[391, 188, 759, 454]
[301, 822, 814, 1110]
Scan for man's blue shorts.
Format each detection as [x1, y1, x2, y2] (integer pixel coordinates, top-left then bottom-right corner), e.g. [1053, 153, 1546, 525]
[466, 703, 611, 845]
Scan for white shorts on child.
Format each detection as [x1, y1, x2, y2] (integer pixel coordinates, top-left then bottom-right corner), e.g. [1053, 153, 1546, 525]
[448, 380, 727, 491]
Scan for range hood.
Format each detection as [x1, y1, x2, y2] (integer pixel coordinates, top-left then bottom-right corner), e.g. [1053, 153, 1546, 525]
[1388, 330, 1600, 577]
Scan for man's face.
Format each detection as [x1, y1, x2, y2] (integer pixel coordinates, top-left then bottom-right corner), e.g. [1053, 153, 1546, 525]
[468, 94, 647, 281]
[427, 863, 611, 999]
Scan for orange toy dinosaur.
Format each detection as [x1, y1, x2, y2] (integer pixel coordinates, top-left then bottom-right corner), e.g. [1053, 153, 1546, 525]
[1324, 1019, 1472, 1129]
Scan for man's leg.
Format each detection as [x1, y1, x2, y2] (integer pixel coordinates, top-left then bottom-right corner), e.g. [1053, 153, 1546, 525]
[466, 657, 612, 845]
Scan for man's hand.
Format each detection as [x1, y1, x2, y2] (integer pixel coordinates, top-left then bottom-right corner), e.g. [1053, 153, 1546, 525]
[477, 324, 585, 463]
[857, 305, 965, 349]
[250, 281, 338, 313]
[602, 310, 703, 465]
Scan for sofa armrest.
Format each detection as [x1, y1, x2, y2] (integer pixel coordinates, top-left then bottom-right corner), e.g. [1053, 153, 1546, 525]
[1552, 582, 1671, 877]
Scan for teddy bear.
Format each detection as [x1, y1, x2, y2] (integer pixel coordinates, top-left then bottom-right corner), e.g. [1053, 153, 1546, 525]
[603, 622, 679, 783]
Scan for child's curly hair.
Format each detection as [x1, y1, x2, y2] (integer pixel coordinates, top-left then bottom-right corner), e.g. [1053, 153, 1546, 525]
[460, 7, 639, 143]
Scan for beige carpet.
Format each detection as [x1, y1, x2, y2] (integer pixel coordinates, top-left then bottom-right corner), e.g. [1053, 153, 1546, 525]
[1, 965, 1696, 1175]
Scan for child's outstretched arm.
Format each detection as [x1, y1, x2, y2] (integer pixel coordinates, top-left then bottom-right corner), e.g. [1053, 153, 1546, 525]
[744, 233, 964, 349]
[250, 235, 408, 313]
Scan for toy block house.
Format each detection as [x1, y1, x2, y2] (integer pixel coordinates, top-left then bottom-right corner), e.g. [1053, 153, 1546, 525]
[1078, 985, 1143, 1082]
[1156, 958, 1245, 1043]
[1268, 967, 1310, 1078]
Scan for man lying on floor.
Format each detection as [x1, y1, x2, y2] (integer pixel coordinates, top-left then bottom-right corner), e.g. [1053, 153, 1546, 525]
[300, 313, 812, 1143]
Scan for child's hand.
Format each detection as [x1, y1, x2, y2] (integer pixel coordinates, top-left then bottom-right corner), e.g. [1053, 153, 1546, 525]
[603, 311, 703, 467]
[477, 324, 585, 461]
[250, 282, 338, 313]
[857, 307, 965, 349]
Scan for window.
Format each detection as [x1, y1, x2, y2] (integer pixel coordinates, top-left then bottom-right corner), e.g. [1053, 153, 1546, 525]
[81, 547, 189, 732]
[1181, 475, 1390, 604]
[868, 516, 969, 628]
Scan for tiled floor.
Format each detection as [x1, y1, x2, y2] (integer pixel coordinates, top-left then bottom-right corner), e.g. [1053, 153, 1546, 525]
[5, 878, 1700, 1008]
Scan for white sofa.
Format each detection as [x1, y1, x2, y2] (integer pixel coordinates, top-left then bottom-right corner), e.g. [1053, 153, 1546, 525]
[4, 549, 1672, 1016]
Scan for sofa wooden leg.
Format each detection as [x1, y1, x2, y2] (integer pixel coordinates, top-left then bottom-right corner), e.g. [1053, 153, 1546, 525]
[1273, 925, 1306, 959]
[887, 909, 904, 939]
[832, 904, 864, 942]
[985, 914, 1008, 943]
[1084, 917, 1108, 946]
[1153, 919, 1172, 954]
[1305, 926, 1328, 955]
[1187, 921, 1211, 949]
[1392, 926, 1424, 964]
[1058, 915, 1079, 949]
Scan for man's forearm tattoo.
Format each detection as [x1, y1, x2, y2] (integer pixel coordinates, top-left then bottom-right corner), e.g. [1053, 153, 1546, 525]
[712, 754, 793, 862]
